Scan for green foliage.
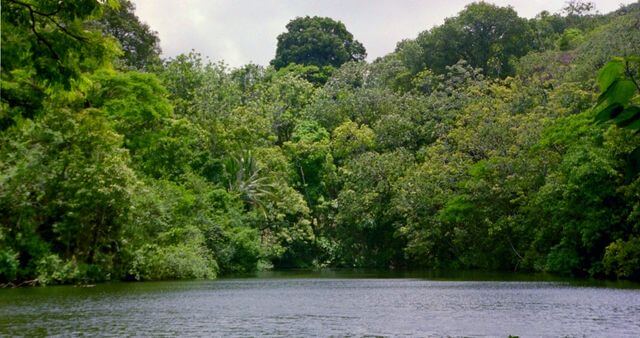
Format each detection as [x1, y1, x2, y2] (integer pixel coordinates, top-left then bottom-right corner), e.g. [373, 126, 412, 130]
[275, 63, 334, 86]
[566, 12, 640, 81]
[1, 106, 137, 282]
[98, 0, 162, 70]
[593, 57, 640, 132]
[2, 0, 640, 285]
[557, 28, 585, 51]
[1, 0, 119, 128]
[271, 16, 366, 69]
[603, 237, 640, 279]
[88, 70, 173, 156]
[127, 243, 217, 280]
[334, 150, 414, 267]
[529, 10, 569, 51]
[284, 120, 334, 207]
[223, 150, 274, 211]
[262, 71, 316, 144]
[219, 226, 262, 273]
[407, 2, 532, 77]
[0, 248, 19, 282]
[331, 121, 376, 161]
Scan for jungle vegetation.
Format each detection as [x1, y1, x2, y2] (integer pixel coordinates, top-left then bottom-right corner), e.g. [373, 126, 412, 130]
[1, 0, 639, 285]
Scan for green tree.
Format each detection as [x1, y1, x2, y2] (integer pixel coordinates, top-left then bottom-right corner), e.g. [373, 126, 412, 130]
[271, 16, 366, 69]
[1, 0, 118, 128]
[334, 150, 414, 267]
[331, 121, 375, 162]
[0, 105, 137, 283]
[97, 0, 162, 70]
[284, 121, 335, 208]
[222, 150, 274, 211]
[274, 63, 334, 86]
[411, 2, 532, 77]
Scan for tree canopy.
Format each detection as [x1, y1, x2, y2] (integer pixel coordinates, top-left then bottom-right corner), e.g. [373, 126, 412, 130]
[97, 0, 162, 70]
[403, 2, 533, 77]
[271, 16, 366, 70]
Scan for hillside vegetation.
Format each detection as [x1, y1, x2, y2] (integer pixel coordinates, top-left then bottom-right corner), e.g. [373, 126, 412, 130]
[1, 0, 639, 285]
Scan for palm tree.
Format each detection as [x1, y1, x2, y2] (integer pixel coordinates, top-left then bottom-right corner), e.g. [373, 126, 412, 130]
[222, 150, 274, 211]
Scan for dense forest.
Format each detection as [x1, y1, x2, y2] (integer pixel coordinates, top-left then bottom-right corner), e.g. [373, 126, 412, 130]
[1, 0, 639, 285]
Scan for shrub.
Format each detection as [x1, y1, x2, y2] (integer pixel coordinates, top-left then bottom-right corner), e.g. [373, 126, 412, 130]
[0, 248, 19, 282]
[603, 237, 640, 279]
[127, 244, 217, 281]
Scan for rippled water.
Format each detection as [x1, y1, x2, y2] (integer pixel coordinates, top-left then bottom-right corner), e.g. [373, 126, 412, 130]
[1, 270, 639, 337]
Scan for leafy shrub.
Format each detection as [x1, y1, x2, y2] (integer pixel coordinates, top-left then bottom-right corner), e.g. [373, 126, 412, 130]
[0, 248, 19, 282]
[36, 255, 82, 285]
[603, 237, 640, 279]
[216, 227, 262, 273]
[128, 244, 217, 281]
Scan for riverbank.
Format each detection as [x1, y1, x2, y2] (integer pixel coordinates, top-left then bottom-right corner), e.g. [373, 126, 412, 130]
[3, 268, 640, 289]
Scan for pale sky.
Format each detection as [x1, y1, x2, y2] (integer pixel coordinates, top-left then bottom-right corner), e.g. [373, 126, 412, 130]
[132, 0, 633, 68]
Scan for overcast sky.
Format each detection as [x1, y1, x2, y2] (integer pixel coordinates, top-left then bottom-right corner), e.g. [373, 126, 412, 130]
[132, 0, 631, 68]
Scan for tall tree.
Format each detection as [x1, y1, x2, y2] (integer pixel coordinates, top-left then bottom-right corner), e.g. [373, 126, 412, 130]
[271, 16, 366, 70]
[98, 0, 162, 70]
[413, 2, 532, 77]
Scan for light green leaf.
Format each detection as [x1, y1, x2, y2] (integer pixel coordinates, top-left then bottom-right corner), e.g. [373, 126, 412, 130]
[597, 60, 625, 91]
[599, 79, 637, 106]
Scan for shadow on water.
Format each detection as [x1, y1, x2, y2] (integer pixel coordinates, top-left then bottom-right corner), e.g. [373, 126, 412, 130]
[222, 268, 640, 289]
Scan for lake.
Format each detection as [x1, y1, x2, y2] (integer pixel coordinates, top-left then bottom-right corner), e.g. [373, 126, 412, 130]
[1, 270, 639, 337]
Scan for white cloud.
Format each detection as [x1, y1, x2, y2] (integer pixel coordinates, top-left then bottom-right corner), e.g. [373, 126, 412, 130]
[133, 0, 631, 68]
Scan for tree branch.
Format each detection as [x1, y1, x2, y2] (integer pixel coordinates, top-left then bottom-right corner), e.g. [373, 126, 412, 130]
[8, 0, 86, 45]
[22, 2, 60, 60]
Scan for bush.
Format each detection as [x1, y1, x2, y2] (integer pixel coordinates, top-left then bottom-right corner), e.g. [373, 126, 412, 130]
[545, 246, 580, 275]
[603, 237, 640, 279]
[127, 244, 217, 281]
[36, 255, 83, 285]
[220, 226, 262, 273]
[0, 248, 19, 282]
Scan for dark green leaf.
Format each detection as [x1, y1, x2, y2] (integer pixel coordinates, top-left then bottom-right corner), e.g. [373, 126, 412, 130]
[614, 106, 640, 127]
[594, 103, 624, 123]
[626, 116, 640, 131]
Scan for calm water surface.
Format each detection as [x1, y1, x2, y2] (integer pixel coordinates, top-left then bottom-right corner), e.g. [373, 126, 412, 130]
[1, 270, 639, 337]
